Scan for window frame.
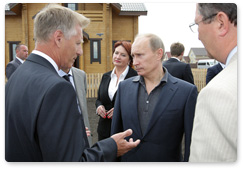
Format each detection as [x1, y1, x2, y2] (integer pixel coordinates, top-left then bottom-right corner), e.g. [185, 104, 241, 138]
[64, 3, 78, 11]
[7, 41, 21, 61]
[90, 38, 102, 64]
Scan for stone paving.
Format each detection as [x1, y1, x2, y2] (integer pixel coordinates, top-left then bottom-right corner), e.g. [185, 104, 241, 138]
[86, 98, 99, 145]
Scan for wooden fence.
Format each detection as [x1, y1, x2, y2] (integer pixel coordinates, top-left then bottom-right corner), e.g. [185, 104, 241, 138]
[86, 73, 103, 98]
[86, 69, 207, 98]
[191, 68, 207, 92]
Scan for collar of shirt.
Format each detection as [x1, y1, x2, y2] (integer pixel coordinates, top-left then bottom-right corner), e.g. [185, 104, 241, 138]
[110, 65, 129, 79]
[226, 46, 237, 66]
[58, 69, 73, 77]
[219, 62, 226, 69]
[171, 57, 180, 62]
[15, 56, 25, 63]
[32, 50, 59, 73]
[108, 66, 129, 101]
[133, 67, 168, 86]
[58, 68, 76, 90]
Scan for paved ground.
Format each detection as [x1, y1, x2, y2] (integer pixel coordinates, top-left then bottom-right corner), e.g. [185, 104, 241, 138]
[87, 98, 99, 145]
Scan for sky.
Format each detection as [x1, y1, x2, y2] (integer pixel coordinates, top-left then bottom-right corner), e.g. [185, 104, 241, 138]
[139, 2, 203, 55]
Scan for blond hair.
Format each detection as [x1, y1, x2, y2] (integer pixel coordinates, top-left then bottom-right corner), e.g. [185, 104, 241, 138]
[34, 4, 90, 42]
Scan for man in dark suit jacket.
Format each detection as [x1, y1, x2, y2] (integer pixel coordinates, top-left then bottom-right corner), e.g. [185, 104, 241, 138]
[163, 42, 194, 84]
[6, 44, 28, 79]
[206, 63, 223, 84]
[5, 4, 139, 162]
[111, 34, 198, 162]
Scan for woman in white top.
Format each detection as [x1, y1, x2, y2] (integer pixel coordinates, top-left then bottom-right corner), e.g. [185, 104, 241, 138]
[95, 41, 137, 141]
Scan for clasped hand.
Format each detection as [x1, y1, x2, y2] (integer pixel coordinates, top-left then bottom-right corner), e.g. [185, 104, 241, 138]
[97, 105, 113, 119]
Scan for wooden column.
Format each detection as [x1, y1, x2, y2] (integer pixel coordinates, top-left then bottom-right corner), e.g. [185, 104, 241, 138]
[104, 3, 112, 72]
[21, 3, 28, 46]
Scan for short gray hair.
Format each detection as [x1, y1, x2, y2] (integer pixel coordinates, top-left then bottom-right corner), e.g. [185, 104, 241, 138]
[134, 33, 165, 59]
[34, 4, 90, 42]
[198, 3, 237, 26]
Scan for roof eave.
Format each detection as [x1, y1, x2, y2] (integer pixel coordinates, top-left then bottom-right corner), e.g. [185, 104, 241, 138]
[5, 3, 21, 16]
[119, 11, 147, 16]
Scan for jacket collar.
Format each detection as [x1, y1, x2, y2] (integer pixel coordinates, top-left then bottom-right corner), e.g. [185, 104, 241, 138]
[26, 53, 58, 75]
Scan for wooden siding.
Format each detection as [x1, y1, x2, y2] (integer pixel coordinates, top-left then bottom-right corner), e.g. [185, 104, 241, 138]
[5, 3, 140, 75]
[5, 15, 22, 65]
[27, 3, 48, 52]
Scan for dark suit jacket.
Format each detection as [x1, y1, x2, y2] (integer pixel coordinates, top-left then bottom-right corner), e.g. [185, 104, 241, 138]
[206, 63, 223, 84]
[163, 58, 194, 84]
[6, 57, 22, 79]
[95, 67, 137, 139]
[111, 73, 198, 162]
[5, 53, 117, 162]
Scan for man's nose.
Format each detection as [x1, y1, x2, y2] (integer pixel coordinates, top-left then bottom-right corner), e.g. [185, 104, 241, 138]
[133, 57, 138, 65]
[77, 47, 83, 56]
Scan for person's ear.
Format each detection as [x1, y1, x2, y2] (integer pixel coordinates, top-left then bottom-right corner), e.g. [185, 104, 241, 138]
[54, 30, 64, 48]
[156, 48, 163, 60]
[216, 12, 229, 37]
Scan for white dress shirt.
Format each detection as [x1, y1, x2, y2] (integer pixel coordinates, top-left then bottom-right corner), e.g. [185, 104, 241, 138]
[16, 56, 25, 63]
[108, 66, 129, 101]
[171, 56, 180, 62]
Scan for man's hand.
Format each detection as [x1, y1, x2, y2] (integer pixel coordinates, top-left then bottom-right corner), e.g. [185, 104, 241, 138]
[111, 129, 140, 157]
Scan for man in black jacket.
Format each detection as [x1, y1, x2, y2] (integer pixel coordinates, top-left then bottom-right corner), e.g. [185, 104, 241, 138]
[206, 63, 224, 84]
[5, 4, 140, 162]
[6, 44, 28, 79]
[163, 42, 194, 84]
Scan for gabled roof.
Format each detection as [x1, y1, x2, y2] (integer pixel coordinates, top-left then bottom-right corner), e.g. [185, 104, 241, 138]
[5, 3, 20, 15]
[5, 4, 10, 10]
[190, 48, 207, 56]
[112, 3, 147, 16]
[120, 3, 147, 12]
[6, 3, 148, 16]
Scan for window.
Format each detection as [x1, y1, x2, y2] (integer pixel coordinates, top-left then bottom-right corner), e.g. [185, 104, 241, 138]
[64, 3, 77, 11]
[198, 63, 206, 66]
[90, 39, 101, 64]
[7, 41, 20, 61]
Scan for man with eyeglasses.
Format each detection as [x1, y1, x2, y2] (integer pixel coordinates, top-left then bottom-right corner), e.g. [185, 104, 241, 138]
[189, 3, 237, 162]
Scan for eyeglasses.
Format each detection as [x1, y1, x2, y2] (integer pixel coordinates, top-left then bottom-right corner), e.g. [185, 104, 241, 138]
[189, 13, 218, 33]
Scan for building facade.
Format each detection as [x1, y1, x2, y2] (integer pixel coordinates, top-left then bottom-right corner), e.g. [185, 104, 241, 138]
[5, 3, 147, 74]
[188, 47, 208, 64]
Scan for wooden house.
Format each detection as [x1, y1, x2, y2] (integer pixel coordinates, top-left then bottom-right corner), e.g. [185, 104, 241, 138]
[5, 3, 147, 74]
[188, 47, 208, 63]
